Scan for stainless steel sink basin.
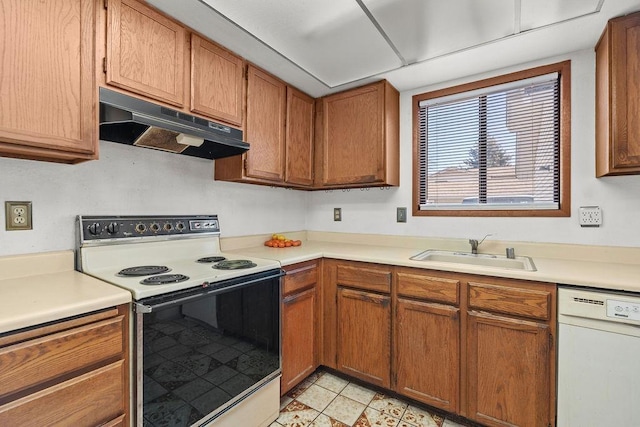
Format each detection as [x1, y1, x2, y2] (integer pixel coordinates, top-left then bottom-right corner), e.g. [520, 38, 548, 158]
[410, 250, 536, 271]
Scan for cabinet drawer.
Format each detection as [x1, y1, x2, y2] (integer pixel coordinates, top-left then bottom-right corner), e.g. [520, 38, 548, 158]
[336, 264, 391, 293]
[0, 361, 125, 426]
[0, 315, 124, 398]
[283, 261, 318, 295]
[468, 282, 551, 320]
[397, 272, 459, 305]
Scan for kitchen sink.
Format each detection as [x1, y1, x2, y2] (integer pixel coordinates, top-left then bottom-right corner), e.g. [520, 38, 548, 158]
[410, 250, 537, 271]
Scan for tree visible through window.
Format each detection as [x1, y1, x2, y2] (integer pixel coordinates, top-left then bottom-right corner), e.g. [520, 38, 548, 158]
[412, 61, 571, 217]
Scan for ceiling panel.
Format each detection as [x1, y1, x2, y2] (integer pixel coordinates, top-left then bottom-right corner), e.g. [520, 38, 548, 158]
[364, 0, 515, 64]
[148, 0, 640, 96]
[201, 0, 402, 87]
[520, 0, 602, 31]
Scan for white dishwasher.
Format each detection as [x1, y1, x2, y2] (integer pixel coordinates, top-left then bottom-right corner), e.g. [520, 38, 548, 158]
[557, 287, 640, 427]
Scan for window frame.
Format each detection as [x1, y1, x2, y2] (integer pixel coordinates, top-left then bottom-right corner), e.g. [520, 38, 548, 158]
[412, 60, 571, 217]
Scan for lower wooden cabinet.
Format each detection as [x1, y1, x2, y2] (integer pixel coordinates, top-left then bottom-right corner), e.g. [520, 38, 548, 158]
[337, 287, 391, 388]
[467, 312, 550, 427]
[322, 260, 392, 388]
[0, 305, 129, 426]
[465, 278, 556, 427]
[322, 260, 556, 427]
[281, 261, 319, 395]
[395, 298, 459, 413]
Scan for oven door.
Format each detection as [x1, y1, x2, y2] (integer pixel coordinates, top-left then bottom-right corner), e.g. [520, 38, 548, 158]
[134, 269, 283, 427]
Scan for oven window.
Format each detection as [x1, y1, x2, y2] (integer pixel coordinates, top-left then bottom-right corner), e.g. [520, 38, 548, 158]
[140, 276, 280, 426]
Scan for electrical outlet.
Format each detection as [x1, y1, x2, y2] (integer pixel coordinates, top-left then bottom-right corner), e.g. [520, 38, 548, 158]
[334, 207, 342, 221]
[397, 207, 407, 223]
[5, 201, 32, 231]
[579, 206, 602, 227]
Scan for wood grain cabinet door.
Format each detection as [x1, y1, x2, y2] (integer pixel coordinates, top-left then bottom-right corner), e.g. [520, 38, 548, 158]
[395, 298, 459, 413]
[285, 87, 315, 186]
[245, 65, 286, 182]
[336, 287, 391, 388]
[106, 0, 186, 107]
[596, 12, 640, 176]
[321, 82, 385, 186]
[281, 287, 317, 395]
[191, 34, 244, 126]
[0, 0, 96, 162]
[466, 311, 550, 427]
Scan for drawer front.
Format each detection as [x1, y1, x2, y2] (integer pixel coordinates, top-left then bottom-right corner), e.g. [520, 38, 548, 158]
[397, 272, 459, 305]
[0, 315, 124, 398]
[0, 361, 125, 426]
[336, 264, 391, 294]
[283, 261, 318, 295]
[468, 282, 551, 320]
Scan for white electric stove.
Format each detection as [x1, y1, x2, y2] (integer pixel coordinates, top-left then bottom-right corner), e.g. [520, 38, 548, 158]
[76, 215, 283, 427]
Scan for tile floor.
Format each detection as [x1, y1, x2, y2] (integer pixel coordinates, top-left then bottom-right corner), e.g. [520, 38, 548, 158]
[272, 370, 472, 427]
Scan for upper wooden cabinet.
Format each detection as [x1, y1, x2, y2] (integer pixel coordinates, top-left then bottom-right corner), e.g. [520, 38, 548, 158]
[215, 67, 315, 188]
[316, 80, 399, 188]
[191, 34, 244, 127]
[596, 11, 640, 176]
[0, 0, 97, 163]
[286, 88, 315, 186]
[105, 0, 187, 107]
[245, 65, 287, 181]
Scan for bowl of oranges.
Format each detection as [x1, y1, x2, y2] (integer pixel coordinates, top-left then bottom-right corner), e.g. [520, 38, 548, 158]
[265, 234, 302, 248]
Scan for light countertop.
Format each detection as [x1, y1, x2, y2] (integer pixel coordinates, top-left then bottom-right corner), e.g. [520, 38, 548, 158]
[224, 234, 640, 294]
[0, 251, 131, 334]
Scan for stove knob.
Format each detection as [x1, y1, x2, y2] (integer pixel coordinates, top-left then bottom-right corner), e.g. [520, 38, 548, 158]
[163, 223, 173, 232]
[87, 222, 102, 236]
[150, 223, 160, 233]
[176, 222, 185, 231]
[135, 223, 147, 233]
[106, 222, 120, 235]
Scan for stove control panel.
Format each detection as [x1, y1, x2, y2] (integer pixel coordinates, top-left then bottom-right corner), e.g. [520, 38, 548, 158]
[78, 215, 220, 242]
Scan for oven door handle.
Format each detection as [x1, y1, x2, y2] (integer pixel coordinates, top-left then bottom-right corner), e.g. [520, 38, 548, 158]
[134, 269, 284, 313]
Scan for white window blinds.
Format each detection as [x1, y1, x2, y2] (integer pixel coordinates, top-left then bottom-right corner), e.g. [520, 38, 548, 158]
[417, 73, 561, 211]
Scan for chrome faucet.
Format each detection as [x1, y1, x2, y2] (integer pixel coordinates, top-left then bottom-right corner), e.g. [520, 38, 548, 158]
[469, 234, 492, 254]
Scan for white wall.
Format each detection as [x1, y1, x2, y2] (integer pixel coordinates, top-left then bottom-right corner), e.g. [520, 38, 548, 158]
[306, 49, 640, 248]
[0, 142, 308, 256]
[2, 49, 640, 257]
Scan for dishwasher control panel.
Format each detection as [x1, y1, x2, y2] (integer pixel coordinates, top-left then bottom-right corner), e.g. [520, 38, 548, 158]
[607, 299, 640, 321]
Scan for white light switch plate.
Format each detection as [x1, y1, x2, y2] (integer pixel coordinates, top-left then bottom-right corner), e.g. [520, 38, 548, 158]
[579, 206, 602, 227]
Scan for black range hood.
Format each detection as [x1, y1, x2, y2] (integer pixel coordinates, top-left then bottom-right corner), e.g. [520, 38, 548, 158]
[99, 87, 248, 160]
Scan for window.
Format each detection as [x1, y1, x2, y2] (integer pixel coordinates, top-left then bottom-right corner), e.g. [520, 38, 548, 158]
[412, 61, 571, 217]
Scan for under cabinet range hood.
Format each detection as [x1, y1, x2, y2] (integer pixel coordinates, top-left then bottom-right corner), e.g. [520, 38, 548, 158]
[99, 87, 249, 160]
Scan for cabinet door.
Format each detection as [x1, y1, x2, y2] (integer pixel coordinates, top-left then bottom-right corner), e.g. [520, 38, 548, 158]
[0, 0, 96, 162]
[321, 82, 385, 185]
[245, 66, 286, 181]
[106, 0, 186, 107]
[337, 287, 391, 388]
[596, 12, 640, 176]
[466, 311, 550, 427]
[191, 34, 244, 126]
[395, 298, 459, 413]
[281, 287, 317, 395]
[285, 87, 315, 186]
